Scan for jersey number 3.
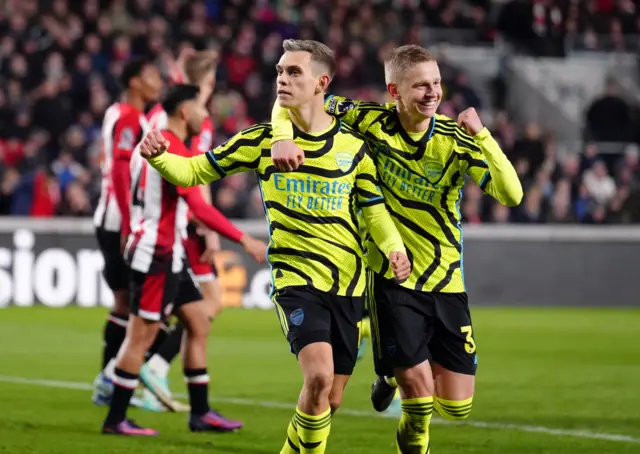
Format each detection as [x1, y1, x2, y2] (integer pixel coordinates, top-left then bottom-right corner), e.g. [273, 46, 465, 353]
[460, 325, 476, 354]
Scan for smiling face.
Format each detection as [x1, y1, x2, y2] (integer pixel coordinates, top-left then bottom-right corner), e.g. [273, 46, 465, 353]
[389, 60, 442, 119]
[385, 45, 442, 121]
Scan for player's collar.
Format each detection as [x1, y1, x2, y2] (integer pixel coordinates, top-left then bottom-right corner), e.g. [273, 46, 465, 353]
[293, 118, 341, 142]
[393, 112, 436, 147]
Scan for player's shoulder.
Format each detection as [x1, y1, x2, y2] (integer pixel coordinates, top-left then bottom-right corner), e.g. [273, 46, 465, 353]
[325, 94, 394, 115]
[213, 123, 272, 153]
[201, 117, 214, 133]
[337, 121, 366, 143]
[161, 130, 188, 155]
[432, 114, 481, 153]
[117, 102, 143, 121]
[236, 122, 273, 140]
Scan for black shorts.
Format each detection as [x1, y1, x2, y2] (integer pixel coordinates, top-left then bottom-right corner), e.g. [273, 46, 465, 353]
[129, 262, 203, 322]
[96, 227, 129, 292]
[368, 272, 478, 377]
[274, 287, 364, 376]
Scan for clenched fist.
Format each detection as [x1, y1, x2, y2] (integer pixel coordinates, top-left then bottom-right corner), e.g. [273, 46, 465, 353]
[390, 251, 411, 282]
[457, 108, 484, 137]
[272, 140, 305, 172]
[139, 130, 170, 159]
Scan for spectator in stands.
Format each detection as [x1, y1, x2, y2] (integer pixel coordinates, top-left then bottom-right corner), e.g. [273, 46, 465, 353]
[512, 123, 546, 179]
[585, 79, 632, 142]
[583, 160, 617, 206]
[0, 167, 20, 215]
[0, 0, 638, 225]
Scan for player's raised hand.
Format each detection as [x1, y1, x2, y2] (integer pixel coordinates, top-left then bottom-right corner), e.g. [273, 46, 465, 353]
[139, 130, 170, 159]
[164, 47, 195, 83]
[272, 140, 304, 172]
[457, 108, 484, 136]
[390, 251, 411, 282]
[240, 234, 268, 264]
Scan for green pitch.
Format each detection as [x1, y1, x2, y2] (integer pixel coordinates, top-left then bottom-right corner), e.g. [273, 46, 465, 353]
[0, 306, 639, 454]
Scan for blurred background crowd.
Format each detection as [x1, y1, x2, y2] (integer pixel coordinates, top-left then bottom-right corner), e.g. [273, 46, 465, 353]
[0, 0, 639, 224]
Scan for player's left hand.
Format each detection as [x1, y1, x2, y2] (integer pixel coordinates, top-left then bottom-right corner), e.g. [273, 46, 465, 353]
[457, 108, 484, 136]
[199, 231, 221, 264]
[389, 251, 411, 282]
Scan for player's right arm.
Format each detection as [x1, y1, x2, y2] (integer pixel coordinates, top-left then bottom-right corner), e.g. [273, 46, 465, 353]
[143, 128, 263, 187]
[178, 187, 267, 263]
[111, 111, 142, 239]
[270, 96, 390, 171]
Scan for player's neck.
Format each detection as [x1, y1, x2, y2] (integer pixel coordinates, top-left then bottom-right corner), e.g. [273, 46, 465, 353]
[122, 90, 145, 112]
[288, 101, 333, 134]
[165, 117, 188, 142]
[396, 108, 432, 134]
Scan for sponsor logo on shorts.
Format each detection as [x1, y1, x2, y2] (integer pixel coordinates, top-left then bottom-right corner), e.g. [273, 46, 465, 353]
[290, 308, 304, 326]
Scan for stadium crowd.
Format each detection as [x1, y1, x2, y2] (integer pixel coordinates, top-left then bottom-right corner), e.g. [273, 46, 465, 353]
[0, 0, 639, 224]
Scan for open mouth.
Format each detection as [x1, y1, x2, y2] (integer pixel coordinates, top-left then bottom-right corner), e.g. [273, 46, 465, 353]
[418, 99, 437, 109]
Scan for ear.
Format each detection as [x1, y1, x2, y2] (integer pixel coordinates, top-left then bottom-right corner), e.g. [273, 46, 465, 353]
[179, 102, 190, 121]
[316, 74, 331, 94]
[387, 83, 400, 100]
[129, 77, 140, 91]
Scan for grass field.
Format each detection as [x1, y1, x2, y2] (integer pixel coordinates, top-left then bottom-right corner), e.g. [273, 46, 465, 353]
[0, 306, 639, 454]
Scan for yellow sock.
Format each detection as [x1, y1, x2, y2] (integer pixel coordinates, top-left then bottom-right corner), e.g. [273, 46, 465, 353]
[433, 396, 473, 421]
[396, 396, 433, 454]
[280, 417, 300, 454]
[360, 316, 371, 339]
[294, 406, 331, 453]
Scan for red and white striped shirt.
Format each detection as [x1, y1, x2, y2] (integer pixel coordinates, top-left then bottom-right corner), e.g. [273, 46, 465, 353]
[147, 103, 215, 226]
[127, 131, 194, 274]
[126, 130, 243, 274]
[93, 102, 149, 234]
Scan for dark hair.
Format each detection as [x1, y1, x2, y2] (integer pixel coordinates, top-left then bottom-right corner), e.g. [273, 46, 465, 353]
[119, 57, 154, 88]
[161, 84, 200, 116]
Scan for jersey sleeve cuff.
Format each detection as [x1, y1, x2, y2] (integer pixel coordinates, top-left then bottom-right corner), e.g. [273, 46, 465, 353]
[205, 151, 227, 178]
[473, 127, 491, 142]
[358, 196, 385, 208]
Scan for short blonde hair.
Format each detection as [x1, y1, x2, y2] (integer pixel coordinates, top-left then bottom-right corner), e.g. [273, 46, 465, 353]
[184, 50, 218, 84]
[384, 45, 436, 84]
[282, 39, 337, 78]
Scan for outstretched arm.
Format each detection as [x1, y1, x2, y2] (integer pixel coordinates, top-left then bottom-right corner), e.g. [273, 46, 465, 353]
[179, 187, 267, 263]
[142, 126, 264, 187]
[147, 152, 219, 187]
[270, 95, 392, 172]
[179, 188, 243, 242]
[271, 95, 388, 140]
